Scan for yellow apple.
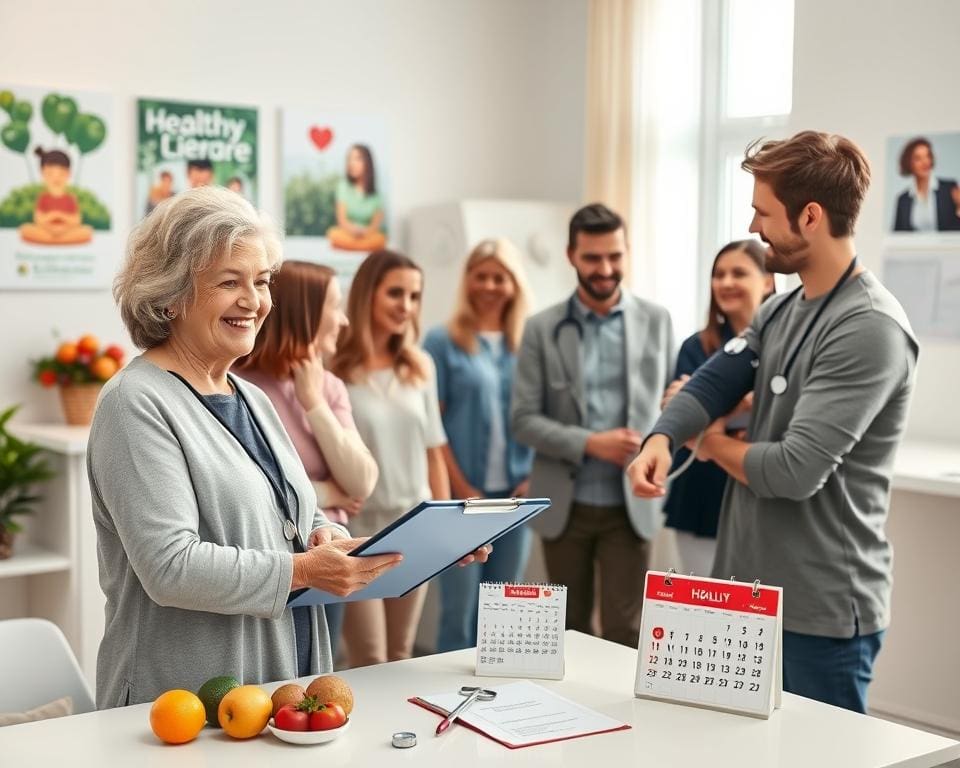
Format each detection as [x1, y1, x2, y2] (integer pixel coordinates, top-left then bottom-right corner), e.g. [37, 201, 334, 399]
[218, 685, 272, 739]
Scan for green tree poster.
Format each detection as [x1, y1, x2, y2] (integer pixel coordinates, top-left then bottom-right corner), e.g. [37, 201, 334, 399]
[136, 98, 258, 218]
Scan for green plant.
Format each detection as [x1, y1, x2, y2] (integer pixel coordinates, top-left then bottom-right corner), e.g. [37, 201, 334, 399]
[0, 405, 55, 534]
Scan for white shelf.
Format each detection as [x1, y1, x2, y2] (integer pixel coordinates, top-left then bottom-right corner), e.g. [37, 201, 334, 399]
[0, 543, 71, 578]
[9, 423, 89, 455]
[892, 440, 960, 499]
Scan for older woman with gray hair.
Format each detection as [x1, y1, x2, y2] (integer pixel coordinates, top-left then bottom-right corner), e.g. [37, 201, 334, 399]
[87, 186, 403, 708]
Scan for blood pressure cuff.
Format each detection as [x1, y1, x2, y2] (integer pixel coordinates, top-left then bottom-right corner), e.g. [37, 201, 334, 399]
[680, 340, 759, 421]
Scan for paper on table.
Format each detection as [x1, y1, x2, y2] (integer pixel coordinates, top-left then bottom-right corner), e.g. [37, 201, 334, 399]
[410, 680, 630, 749]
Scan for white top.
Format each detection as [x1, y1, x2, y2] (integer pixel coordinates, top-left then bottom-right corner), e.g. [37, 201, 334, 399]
[346, 356, 446, 536]
[1, 631, 956, 767]
[478, 330, 509, 492]
[909, 177, 939, 232]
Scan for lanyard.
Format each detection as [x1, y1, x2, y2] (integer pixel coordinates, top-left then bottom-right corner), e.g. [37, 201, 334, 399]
[764, 257, 858, 396]
[168, 371, 305, 553]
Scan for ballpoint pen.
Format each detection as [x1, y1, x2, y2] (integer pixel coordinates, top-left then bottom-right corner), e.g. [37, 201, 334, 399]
[435, 686, 497, 736]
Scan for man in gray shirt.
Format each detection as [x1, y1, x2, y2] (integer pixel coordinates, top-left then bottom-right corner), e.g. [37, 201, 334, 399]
[513, 204, 674, 647]
[628, 131, 918, 713]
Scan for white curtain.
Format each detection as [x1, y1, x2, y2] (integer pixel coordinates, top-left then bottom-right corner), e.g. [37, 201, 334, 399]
[585, 0, 703, 338]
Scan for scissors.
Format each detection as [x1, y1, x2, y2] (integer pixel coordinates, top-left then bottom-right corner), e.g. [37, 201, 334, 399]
[435, 686, 497, 736]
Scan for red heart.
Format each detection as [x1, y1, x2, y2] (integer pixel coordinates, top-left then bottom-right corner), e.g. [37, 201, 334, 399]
[309, 126, 333, 150]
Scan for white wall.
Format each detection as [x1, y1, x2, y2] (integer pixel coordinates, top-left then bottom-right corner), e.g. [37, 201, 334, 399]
[790, 0, 960, 443]
[0, 0, 586, 421]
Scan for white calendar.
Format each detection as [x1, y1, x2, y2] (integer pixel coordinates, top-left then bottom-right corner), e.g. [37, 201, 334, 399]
[634, 571, 782, 719]
[476, 582, 566, 680]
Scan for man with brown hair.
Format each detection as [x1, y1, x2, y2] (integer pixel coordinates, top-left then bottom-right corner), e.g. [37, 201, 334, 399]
[627, 131, 919, 712]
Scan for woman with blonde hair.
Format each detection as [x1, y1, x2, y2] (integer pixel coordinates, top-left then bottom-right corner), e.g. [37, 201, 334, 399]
[330, 249, 489, 666]
[423, 238, 534, 652]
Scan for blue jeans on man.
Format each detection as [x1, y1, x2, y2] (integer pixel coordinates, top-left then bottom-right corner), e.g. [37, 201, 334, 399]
[782, 621, 885, 713]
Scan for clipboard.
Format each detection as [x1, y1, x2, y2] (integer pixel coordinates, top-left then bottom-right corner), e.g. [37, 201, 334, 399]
[287, 497, 551, 607]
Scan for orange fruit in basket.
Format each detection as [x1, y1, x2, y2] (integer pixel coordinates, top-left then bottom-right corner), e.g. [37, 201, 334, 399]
[77, 334, 99, 355]
[149, 689, 206, 744]
[90, 355, 119, 381]
[55, 342, 78, 365]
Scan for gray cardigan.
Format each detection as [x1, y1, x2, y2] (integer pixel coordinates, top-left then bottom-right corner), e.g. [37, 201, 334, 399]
[87, 356, 340, 708]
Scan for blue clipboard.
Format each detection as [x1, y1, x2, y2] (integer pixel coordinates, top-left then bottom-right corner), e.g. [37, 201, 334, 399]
[287, 497, 551, 607]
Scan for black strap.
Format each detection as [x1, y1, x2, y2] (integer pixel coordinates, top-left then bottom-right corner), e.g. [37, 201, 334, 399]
[167, 371, 306, 554]
[765, 257, 858, 383]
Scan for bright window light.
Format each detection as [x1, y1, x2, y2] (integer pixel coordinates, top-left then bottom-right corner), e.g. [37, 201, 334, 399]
[723, 151, 757, 243]
[723, 0, 794, 119]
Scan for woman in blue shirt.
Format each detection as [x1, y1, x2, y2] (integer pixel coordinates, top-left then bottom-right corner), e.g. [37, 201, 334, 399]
[664, 239, 773, 576]
[424, 238, 534, 652]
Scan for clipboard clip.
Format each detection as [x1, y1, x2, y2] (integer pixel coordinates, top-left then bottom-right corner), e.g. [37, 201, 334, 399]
[462, 497, 521, 514]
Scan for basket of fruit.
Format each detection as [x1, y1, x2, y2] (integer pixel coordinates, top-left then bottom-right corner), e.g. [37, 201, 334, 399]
[32, 334, 125, 426]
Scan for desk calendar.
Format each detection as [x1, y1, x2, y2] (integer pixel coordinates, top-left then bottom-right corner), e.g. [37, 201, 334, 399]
[476, 582, 566, 680]
[634, 571, 782, 719]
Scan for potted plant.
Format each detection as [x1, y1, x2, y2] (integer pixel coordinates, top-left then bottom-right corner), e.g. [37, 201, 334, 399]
[0, 405, 55, 559]
[32, 333, 125, 425]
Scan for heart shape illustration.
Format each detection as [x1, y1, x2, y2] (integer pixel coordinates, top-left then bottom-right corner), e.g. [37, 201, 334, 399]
[309, 126, 333, 151]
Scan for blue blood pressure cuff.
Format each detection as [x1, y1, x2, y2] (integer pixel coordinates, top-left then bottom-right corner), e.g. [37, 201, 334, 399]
[680, 336, 759, 420]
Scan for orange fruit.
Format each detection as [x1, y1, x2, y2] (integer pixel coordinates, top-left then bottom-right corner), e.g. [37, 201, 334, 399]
[55, 342, 78, 365]
[90, 355, 119, 381]
[77, 334, 99, 355]
[218, 685, 272, 739]
[149, 689, 206, 745]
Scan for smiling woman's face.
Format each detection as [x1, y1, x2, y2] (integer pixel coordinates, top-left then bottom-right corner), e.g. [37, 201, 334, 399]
[370, 267, 422, 339]
[171, 237, 273, 367]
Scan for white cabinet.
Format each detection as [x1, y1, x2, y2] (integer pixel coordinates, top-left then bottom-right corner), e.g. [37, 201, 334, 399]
[2, 424, 102, 690]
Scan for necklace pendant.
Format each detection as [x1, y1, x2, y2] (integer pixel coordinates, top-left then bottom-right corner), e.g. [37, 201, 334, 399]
[283, 519, 298, 541]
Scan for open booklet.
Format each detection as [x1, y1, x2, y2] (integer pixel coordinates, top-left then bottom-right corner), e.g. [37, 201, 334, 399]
[409, 680, 630, 749]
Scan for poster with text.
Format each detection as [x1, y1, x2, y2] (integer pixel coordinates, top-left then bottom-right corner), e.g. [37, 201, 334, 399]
[885, 131, 960, 236]
[0, 85, 116, 289]
[136, 98, 258, 219]
[281, 109, 390, 281]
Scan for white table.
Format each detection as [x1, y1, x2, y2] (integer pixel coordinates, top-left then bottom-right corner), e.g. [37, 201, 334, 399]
[1, 631, 957, 766]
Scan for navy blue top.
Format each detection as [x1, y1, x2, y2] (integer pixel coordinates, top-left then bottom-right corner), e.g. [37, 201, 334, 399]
[423, 326, 533, 492]
[204, 390, 312, 677]
[663, 329, 733, 538]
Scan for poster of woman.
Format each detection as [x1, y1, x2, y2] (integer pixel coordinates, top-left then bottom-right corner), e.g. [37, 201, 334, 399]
[0, 85, 115, 289]
[281, 109, 390, 279]
[885, 131, 960, 235]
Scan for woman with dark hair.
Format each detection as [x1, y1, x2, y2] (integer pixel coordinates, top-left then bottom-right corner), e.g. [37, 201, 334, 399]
[326, 143, 387, 251]
[893, 137, 960, 232]
[234, 260, 379, 663]
[662, 240, 773, 576]
[19, 147, 93, 245]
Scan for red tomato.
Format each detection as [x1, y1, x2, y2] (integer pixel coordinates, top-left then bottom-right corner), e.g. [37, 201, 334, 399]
[274, 704, 309, 732]
[38, 370, 58, 388]
[308, 703, 346, 731]
[104, 344, 125, 363]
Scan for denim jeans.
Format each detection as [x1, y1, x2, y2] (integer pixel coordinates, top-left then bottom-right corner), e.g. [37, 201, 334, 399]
[324, 602, 345, 668]
[782, 623, 885, 713]
[436, 512, 532, 653]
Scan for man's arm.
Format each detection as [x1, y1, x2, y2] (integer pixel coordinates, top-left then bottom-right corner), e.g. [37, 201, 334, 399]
[727, 313, 913, 500]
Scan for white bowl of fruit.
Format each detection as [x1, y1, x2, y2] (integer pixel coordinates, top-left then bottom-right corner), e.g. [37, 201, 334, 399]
[267, 675, 354, 746]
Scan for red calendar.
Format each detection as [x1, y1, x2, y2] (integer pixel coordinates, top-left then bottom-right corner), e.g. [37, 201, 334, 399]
[634, 571, 782, 719]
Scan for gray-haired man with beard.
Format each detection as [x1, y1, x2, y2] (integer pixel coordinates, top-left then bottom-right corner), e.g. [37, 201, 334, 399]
[512, 203, 675, 647]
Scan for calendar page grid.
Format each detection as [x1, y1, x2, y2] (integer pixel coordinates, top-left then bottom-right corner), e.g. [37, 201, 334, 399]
[634, 572, 781, 719]
[476, 583, 566, 680]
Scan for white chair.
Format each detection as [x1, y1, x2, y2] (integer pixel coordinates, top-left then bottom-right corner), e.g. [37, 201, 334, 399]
[0, 618, 95, 715]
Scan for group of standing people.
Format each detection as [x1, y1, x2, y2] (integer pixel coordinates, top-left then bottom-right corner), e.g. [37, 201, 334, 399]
[88, 129, 917, 719]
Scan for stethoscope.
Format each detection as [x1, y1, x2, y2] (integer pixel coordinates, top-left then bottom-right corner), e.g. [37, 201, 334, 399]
[169, 371, 306, 553]
[667, 257, 859, 483]
[730, 256, 858, 396]
[552, 294, 585, 343]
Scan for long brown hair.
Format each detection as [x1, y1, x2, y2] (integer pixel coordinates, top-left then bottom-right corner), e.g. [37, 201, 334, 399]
[330, 249, 428, 384]
[448, 238, 530, 354]
[699, 240, 768, 355]
[236, 260, 335, 378]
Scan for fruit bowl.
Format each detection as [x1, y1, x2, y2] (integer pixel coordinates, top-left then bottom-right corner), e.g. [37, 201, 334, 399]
[266, 717, 351, 745]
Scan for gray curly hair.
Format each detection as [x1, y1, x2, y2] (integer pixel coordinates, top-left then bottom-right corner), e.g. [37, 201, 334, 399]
[114, 186, 283, 349]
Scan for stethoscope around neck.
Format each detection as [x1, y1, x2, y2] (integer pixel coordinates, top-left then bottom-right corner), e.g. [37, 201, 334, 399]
[552, 295, 585, 343]
[725, 256, 859, 397]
